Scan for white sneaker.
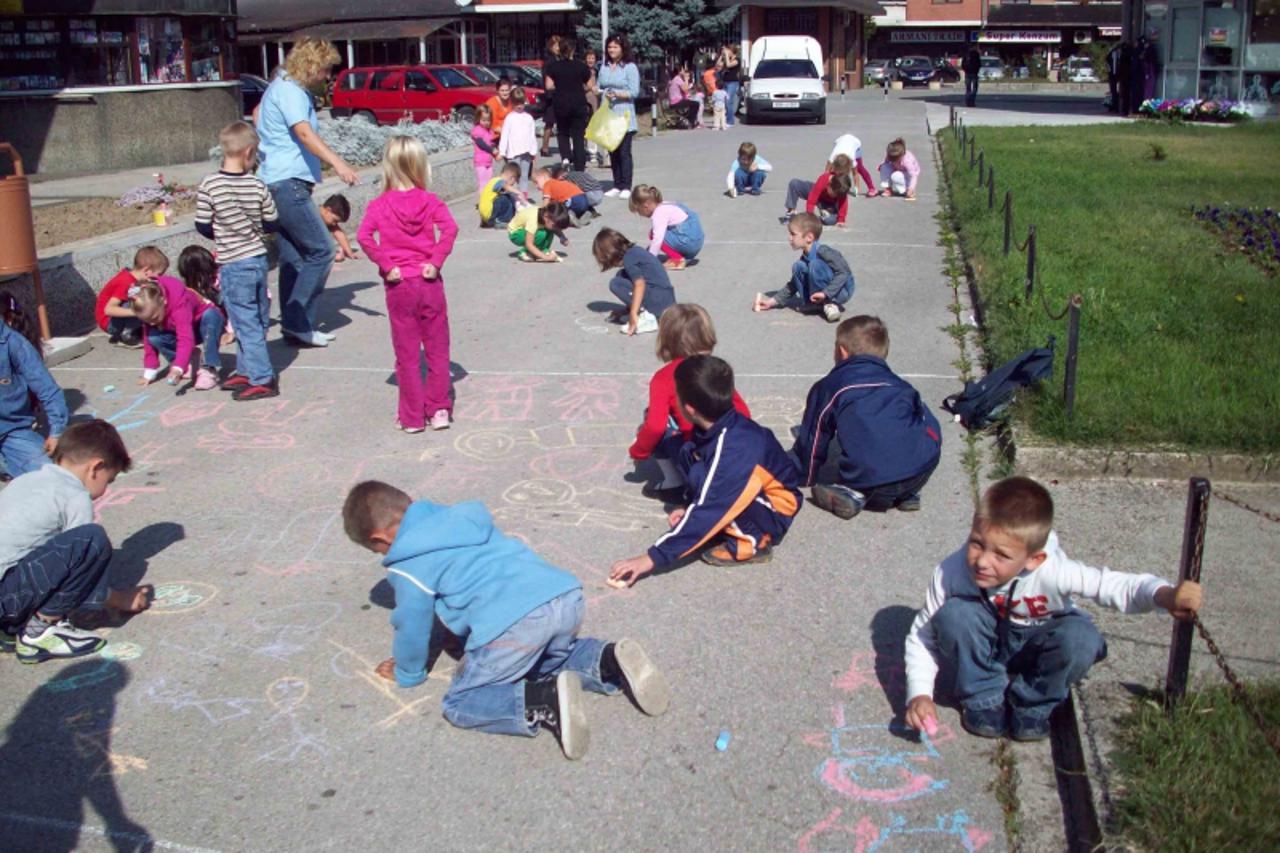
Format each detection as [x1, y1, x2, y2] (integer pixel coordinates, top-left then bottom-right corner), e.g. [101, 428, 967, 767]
[315, 330, 337, 341]
[823, 303, 843, 323]
[618, 189, 631, 201]
[634, 310, 659, 334]
[604, 188, 622, 198]
[282, 329, 329, 348]
[16, 618, 106, 663]
[727, 186, 738, 199]
[613, 638, 671, 716]
[430, 409, 451, 431]
[556, 671, 590, 760]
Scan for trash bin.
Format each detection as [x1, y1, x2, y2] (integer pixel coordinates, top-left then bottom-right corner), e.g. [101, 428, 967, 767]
[0, 142, 37, 277]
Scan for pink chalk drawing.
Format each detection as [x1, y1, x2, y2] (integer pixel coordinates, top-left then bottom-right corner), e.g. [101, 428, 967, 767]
[92, 485, 166, 522]
[833, 652, 905, 698]
[802, 704, 951, 804]
[798, 808, 993, 853]
[454, 375, 545, 422]
[494, 478, 661, 532]
[126, 440, 186, 469]
[548, 377, 621, 422]
[158, 398, 227, 428]
[453, 423, 636, 463]
[528, 447, 630, 482]
[196, 400, 332, 455]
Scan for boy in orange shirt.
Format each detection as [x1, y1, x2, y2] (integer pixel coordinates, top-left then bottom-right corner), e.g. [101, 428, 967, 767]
[533, 166, 595, 225]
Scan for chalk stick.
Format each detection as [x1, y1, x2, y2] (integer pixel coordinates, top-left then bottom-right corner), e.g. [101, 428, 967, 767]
[606, 578, 628, 590]
[715, 730, 731, 752]
[923, 716, 938, 737]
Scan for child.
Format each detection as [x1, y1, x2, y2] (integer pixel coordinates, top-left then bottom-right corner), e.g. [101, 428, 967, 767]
[357, 136, 460, 434]
[478, 162, 523, 229]
[878, 138, 921, 201]
[342, 480, 671, 760]
[710, 84, 729, 131]
[753, 213, 855, 323]
[629, 185, 704, 271]
[592, 228, 675, 336]
[94, 246, 167, 348]
[178, 245, 236, 348]
[507, 201, 570, 263]
[320, 194, 358, 262]
[781, 170, 852, 228]
[471, 104, 498, 194]
[725, 142, 772, 198]
[194, 120, 279, 401]
[549, 163, 604, 214]
[496, 87, 538, 200]
[533, 166, 593, 225]
[828, 134, 877, 198]
[609, 355, 802, 585]
[0, 420, 152, 662]
[629, 304, 751, 501]
[0, 295, 68, 479]
[903, 476, 1203, 742]
[131, 278, 224, 393]
[792, 315, 941, 518]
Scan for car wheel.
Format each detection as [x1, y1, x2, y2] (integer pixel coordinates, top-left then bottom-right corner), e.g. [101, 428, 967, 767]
[453, 105, 476, 124]
[354, 111, 377, 125]
[816, 106, 827, 125]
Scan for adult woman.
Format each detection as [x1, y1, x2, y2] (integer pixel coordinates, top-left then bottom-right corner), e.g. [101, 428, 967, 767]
[539, 35, 562, 158]
[666, 65, 698, 129]
[256, 38, 357, 348]
[543, 35, 593, 170]
[719, 44, 741, 127]
[597, 34, 640, 199]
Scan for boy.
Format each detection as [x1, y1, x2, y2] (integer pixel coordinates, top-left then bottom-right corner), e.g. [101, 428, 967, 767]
[903, 477, 1202, 742]
[710, 85, 729, 131]
[609, 355, 802, 586]
[533, 167, 593, 225]
[319, 194, 359, 263]
[94, 246, 167, 348]
[342, 480, 670, 760]
[781, 170, 852, 228]
[753, 213, 854, 324]
[791, 315, 941, 517]
[508, 201, 571, 263]
[195, 120, 280, 402]
[0, 420, 152, 663]
[479, 162, 524, 228]
[549, 163, 604, 214]
[725, 142, 772, 198]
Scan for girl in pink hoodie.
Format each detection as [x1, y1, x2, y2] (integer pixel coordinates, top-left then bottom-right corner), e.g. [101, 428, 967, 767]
[357, 136, 460, 433]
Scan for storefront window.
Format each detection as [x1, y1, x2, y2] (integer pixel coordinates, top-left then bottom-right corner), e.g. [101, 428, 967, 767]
[1201, 2, 1242, 65]
[67, 18, 134, 86]
[0, 17, 63, 90]
[138, 17, 187, 83]
[1247, 0, 1280, 68]
[189, 19, 224, 81]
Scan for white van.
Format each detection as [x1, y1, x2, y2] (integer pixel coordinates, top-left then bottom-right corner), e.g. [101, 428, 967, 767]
[745, 35, 826, 125]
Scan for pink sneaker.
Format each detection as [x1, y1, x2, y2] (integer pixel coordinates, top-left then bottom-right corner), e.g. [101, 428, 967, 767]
[194, 368, 218, 391]
[430, 410, 451, 431]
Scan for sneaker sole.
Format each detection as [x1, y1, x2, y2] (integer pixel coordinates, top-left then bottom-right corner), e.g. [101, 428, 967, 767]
[614, 639, 671, 716]
[811, 486, 862, 520]
[556, 671, 590, 760]
[17, 636, 107, 664]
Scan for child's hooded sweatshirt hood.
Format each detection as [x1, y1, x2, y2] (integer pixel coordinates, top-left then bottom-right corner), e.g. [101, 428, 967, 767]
[356, 188, 459, 281]
[381, 499, 579, 687]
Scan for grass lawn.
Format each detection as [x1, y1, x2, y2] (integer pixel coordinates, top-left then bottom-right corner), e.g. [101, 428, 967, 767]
[940, 121, 1280, 452]
[1110, 681, 1280, 850]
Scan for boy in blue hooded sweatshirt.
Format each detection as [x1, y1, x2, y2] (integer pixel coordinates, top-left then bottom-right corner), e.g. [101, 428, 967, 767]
[342, 481, 671, 760]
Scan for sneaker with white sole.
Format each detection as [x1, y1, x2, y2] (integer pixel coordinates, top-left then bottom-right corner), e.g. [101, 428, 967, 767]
[618, 189, 631, 200]
[194, 367, 219, 391]
[525, 672, 590, 760]
[16, 618, 107, 663]
[315, 330, 337, 342]
[620, 310, 659, 335]
[396, 421, 425, 434]
[612, 639, 671, 716]
[727, 186, 738, 199]
[822, 303, 843, 323]
[604, 188, 622, 198]
[430, 409, 451, 431]
[282, 329, 329, 348]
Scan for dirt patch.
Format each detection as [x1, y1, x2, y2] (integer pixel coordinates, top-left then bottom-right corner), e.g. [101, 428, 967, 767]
[33, 196, 199, 251]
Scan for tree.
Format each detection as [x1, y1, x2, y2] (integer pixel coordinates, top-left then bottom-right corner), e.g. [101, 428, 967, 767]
[574, 0, 739, 67]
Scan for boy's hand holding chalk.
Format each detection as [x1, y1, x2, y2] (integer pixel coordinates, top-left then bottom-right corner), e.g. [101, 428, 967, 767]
[905, 695, 938, 736]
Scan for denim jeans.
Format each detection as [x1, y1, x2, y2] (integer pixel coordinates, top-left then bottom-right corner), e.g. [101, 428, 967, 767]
[0, 427, 47, 478]
[734, 167, 767, 194]
[106, 314, 141, 337]
[610, 131, 636, 191]
[930, 597, 1107, 722]
[148, 309, 224, 372]
[790, 255, 852, 306]
[784, 179, 839, 225]
[0, 524, 113, 626]
[854, 455, 938, 510]
[965, 75, 979, 106]
[564, 194, 589, 216]
[269, 178, 335, 337]
[219, 255, 274, 385]
[440, 589, 616, 737]
[662, 206, 704, 259]
[725, 81, 741, 126]
[609, 271, 675, 318]
[491, 193, 516, 227]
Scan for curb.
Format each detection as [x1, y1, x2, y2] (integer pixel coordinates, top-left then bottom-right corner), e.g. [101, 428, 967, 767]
[1011, 430, 1278, 484]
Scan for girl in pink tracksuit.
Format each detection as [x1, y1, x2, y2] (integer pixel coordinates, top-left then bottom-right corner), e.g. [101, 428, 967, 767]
[357, 136, 460, 433]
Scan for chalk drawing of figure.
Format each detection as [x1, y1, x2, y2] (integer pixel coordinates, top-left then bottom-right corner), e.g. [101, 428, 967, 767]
[744, 395, 805, 431]
[495, 478, 659, 532]
[158, 397, 226, 428]
[802, 705, 949, 805]
[549, 377, 621, 422]
[799, 808, 994, 853]
[453, 375, 543, 422]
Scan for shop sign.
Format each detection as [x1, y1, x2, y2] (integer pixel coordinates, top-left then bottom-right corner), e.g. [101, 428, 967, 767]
[890, 31, 967, 44]
[1207, 27, 1229, 45]
[1098, 27, 1123, 37]
[976, 30, 1062, 44]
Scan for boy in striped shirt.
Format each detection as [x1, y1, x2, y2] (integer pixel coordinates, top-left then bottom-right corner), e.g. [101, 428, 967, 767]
[195, 121, 280, 401]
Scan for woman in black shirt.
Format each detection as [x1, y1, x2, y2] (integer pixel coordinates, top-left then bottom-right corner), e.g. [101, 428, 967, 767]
[543, 35, 594, 171]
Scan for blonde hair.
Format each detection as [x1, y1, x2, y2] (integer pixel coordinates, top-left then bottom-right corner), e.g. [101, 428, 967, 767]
[284, 38, 341, 87]
[628, 184, 663, 214]
[656, 304, 718, 363]
[219, 121, 259, 156]
[975, 477, 1054, 553]
[381, 135, 431, 191]
[475, 103, 493, 127]
[130, 281, 167, 323]
[830, 153, 853, 175]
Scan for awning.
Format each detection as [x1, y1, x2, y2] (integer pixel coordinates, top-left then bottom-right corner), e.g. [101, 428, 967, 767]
[286, 19, 454, 42]
[472, 2, 579, 11]
[712, 0, 885, 15]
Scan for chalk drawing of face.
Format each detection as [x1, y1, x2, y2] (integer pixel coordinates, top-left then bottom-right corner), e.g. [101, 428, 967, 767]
[503, 479, 576, 507]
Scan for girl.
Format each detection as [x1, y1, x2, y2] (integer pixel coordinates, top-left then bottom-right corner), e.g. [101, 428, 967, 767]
[130, 277, 225, 391]
[598, 34, 640, 199]
[496, 87, 538, 201]
[878, 138, 921, 201]
[0, 294, 68, 479]
[178, 245, 236, 347]
[592, 227, 675, 336]
[508, 201, 571, 263]
[357, 136, 460, 433]
[628, 303, 750, 500]
[827, 134, 877, 198]
[628, 185, 705, 271]
[471, 104, 497, 194]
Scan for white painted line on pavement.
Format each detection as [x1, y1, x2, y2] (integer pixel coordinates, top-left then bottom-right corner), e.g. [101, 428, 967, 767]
[0, 811, 221, 853]
[448, 239, 933, 249]
[54, 366, 959, 381]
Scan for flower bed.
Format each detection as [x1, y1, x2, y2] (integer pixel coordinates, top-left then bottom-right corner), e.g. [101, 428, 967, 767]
[1193, 205, 1280, 276]
[1139, 98, 1250, 122]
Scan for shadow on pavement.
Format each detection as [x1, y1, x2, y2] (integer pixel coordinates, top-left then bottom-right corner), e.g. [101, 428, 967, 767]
[912, 91, 1110, 117]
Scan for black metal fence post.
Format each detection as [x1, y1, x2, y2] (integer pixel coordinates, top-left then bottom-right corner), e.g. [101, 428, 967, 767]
[1165, 478, 1211, 708]
[1003, 191, 1013, 255]
[950, 105, 956, 129]
[1064, 293, 1083, 419]
[987, 167, 995, 211]
[978, 150, 985, 186]
[969, 137, 976, 168]
[1023, 225, 1037, 298]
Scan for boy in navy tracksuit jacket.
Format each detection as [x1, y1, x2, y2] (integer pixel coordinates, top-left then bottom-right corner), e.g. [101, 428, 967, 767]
[610, 356, 803, 587]
[793, 316, 941, 519]
[343, 481, 670, 760]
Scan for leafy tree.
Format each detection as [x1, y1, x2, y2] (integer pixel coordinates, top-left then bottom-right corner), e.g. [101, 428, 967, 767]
[574, 0, 739, 66]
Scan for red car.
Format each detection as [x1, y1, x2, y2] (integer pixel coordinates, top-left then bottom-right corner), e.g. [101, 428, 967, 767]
[331, 65, 491, 124]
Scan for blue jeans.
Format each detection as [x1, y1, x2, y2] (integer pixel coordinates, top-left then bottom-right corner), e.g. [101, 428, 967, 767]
[440, 589, 616, 737]
[219, 255, 274, 385]
[609, 272, 675, 318]
[725, 81, 740, 126]
[930, 597, 1107, 722]
[0, 427, 47, 478]
[0, 524, 113, 626]
[148, 310, 224, 372]
[791, 255, 852, 306]
[663, 206, 704, 259]
[269, 178, 335, 336]
[785, 179, 838, 225]
[565, 194, 589, 216]
[106, 314, 141, 337]
[734, 167, 767, 194]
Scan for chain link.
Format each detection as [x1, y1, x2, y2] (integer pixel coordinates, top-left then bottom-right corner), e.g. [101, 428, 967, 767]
[1213, 488, 1280, 524]
[1192, 614, 1280, 762]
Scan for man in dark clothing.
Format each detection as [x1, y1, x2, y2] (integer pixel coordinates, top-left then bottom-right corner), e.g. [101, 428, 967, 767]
[1105, 44, 1122, 113]
[1117, 41, 1133, 114]
[962, 49, 981, 107]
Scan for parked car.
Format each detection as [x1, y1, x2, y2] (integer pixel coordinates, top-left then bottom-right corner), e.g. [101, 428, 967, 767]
[864, 59, 890, 85]
[891, 56, 935, 86]
[483, 62, 545, 91]
[239, 73, 269, 118]
[1063, 56, 1099, 83]
[330, 65, 492, 124]
[745, 35, 826, 125]
[933, 59, 961, 83]
[978, 57, 1006, 80]
[447, 63, 499, 85]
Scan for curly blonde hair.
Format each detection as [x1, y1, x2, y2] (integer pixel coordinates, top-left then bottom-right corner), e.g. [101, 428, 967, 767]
[285, 38, 341, 87]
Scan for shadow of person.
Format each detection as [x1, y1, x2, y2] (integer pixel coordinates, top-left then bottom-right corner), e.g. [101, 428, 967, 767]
[315, 279, 383, 337]
[0, 660, 154, 852]
[76, 523, 182, 631]
[871, 605, 920, 723]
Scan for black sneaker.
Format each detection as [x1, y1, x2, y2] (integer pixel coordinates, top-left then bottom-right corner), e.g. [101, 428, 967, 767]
[811, 484, 866, 520]
[641, 482, 687, 504]
[610, 639, 671, 716]
[1009, 710, 1052, 742]
[525, 671, 589, 760]
[961, 705, 1007, 739]
[896, 494, 922, 512]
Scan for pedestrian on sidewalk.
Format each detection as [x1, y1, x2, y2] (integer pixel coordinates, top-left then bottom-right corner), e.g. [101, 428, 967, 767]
[962, 48, 981, 108]
[497, 87, 538, 201]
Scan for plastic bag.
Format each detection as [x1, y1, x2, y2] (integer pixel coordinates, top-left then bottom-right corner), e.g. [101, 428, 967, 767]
[585, 104, 629, 152]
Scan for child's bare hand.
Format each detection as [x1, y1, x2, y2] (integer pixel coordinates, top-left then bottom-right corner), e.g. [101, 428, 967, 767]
[809, 292, 827, 304]
[609, 555, 655, 588]
[387, 266, 402, 283]
[753, 293, 777, 312]
[422, 263, 439, 280]
[667, 507, 686, 527]
[625, 315, 638, 336]
[137, 376, 152, 386]
[375, 658, 396, 682]
[43, 435, 57, 456]
[1157, 581, 1202, 621]
[905, 695, 939, 734]
[835, 222, 849, 229]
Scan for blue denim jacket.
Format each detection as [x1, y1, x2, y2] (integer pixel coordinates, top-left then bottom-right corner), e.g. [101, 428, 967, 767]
[597, 61, 640, 132]
[0, 323, 67, 439]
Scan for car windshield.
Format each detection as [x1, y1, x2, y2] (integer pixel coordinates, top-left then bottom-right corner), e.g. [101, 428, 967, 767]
[432, 68, 474, 88]
[981, 58, 1002, 68]
[517, 67, 544, 87]
[466, 65, 499, 83]
[900, 57, 931, 70]
[753, 59, 818, 79]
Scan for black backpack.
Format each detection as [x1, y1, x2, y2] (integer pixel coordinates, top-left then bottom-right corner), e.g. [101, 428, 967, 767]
[943, 339, 1055, 429]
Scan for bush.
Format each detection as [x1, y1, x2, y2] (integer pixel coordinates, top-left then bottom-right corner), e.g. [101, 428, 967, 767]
[208, 117, 473, 167]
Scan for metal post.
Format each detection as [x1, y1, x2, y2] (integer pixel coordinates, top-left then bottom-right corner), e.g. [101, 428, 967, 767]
[601, 0, 609, 56]
[1165, 478, 1211, 708]
[1064, 293, 1082, 419]
[950, 105, 955, 129]
[1003, 190, 1013, 255]
[969, 137, 976, 168]
[988, 166, 995, 210]
[260, 43, 269, 76]
[978, 149, 984, 186]
[651, 87, 658, 137]
[1024, 225, 1037, 299]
